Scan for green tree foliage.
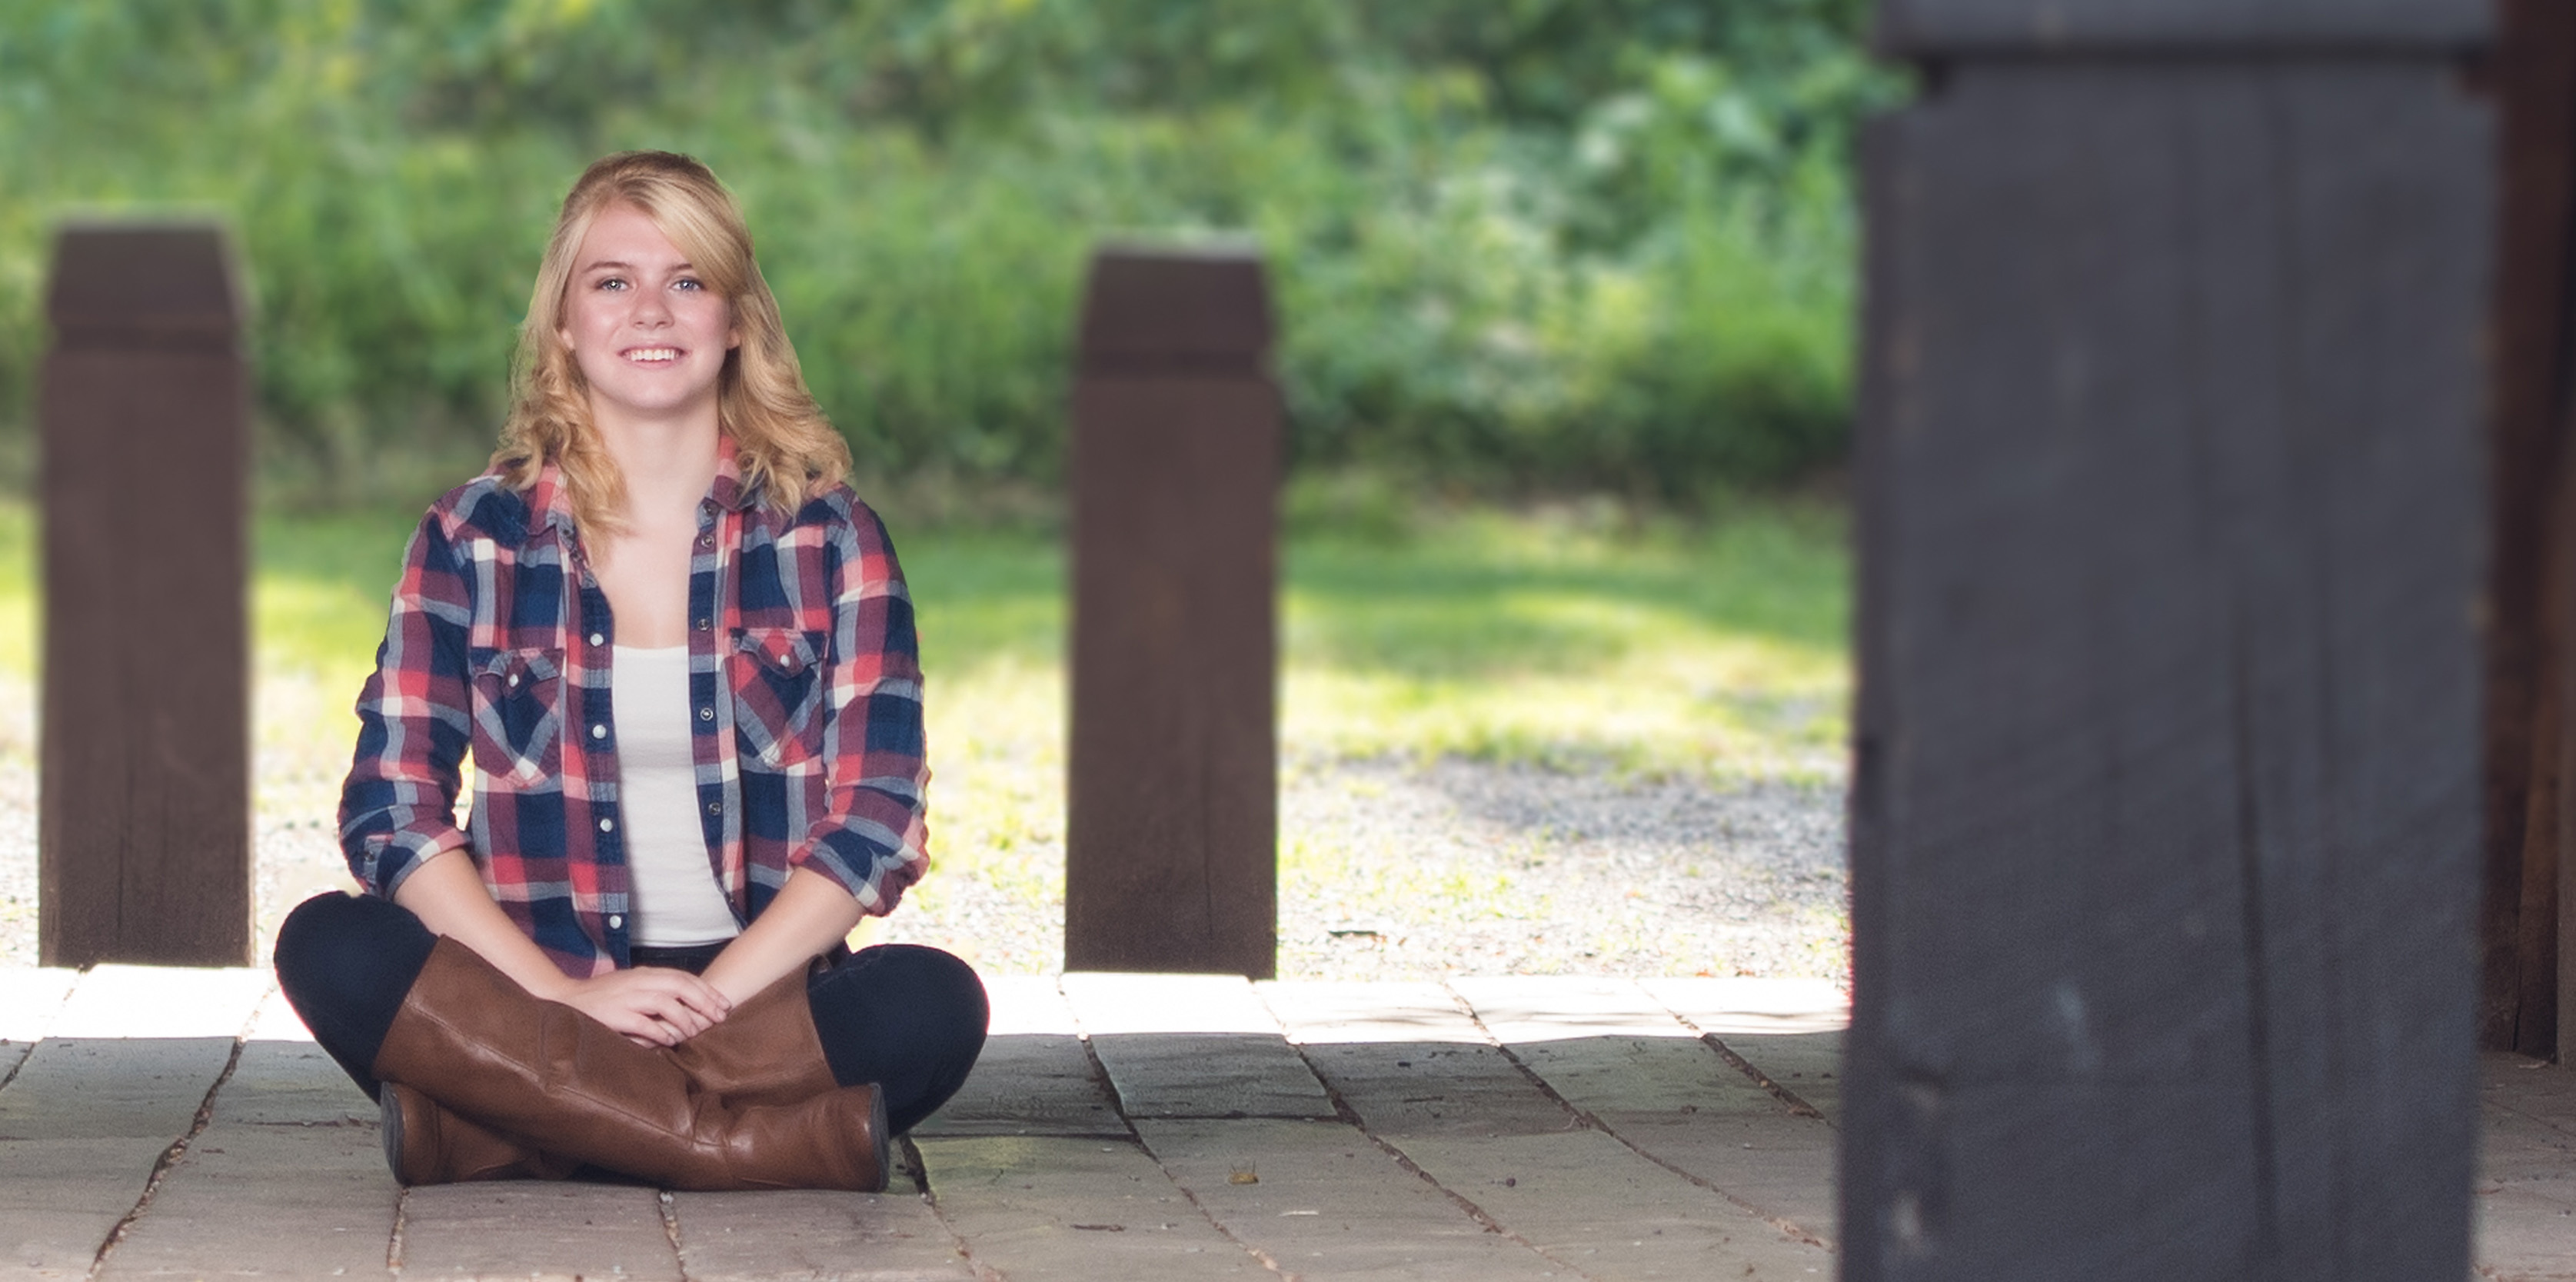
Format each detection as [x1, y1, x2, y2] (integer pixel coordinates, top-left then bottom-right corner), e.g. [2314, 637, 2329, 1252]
[0, 0, 1897, 504]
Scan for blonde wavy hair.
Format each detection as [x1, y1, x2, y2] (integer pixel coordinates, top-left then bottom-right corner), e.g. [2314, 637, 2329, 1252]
[492, 151, 850, 534]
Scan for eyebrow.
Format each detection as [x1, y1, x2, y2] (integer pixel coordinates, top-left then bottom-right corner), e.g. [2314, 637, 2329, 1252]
[577, 259, 697, 274]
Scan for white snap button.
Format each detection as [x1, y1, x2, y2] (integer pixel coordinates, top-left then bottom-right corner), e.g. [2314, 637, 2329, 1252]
[599, 817, 614, 832]
[591, 724, 607, 739]
[699, 707, 714, 721]
[506, 674, 518, 688]
[608, 914, 623, 929]
[589, 632, 605, 646]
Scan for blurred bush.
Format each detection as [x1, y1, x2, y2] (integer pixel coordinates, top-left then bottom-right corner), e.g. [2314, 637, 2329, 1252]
[0, 0, 1898, 507]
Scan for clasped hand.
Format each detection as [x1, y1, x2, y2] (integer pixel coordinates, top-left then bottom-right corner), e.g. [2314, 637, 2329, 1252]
[553, 967, 732, 1047]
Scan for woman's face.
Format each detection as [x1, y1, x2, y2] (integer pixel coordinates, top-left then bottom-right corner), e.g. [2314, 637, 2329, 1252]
[557, 201, 738, 428]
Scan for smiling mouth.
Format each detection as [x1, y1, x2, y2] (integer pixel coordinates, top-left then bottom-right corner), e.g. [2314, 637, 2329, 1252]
[623, 347, 682, 364]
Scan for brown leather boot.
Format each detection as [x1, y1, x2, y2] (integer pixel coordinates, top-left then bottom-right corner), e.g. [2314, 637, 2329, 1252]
[371, 938, 890, 1192]
[661, 968, 840, 1107]
[380, 1082, 580, 1185]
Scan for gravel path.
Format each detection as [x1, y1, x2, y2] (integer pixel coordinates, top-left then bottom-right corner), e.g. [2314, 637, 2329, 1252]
[0, 734, 1850, 986]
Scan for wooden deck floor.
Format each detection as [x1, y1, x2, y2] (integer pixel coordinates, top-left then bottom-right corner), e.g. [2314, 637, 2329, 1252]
[0, 965, 2565, 1280]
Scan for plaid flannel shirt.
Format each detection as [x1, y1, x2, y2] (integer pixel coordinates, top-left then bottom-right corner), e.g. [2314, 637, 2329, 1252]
[338, 441, 930, 977]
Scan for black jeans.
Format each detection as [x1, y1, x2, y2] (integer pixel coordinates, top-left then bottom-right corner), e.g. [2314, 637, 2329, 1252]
[272, 892, 987, 1134]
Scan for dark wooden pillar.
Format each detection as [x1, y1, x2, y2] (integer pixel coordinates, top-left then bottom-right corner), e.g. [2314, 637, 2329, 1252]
[1063, 246, 1280, 977]
[2481, 0, 2576, 1063]
[1846, 2, 2492, 1278]
[38, 225, 253, 967]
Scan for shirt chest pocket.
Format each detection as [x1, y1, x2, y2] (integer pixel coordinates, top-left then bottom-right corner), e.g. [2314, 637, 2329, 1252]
[731, 628, 828, 769]
[468, 647, 566, 789]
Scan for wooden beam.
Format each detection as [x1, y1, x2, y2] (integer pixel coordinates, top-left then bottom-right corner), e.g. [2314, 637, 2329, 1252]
[2486, 0, 2576, 1064]
[1063, 246, 1280, 978]
[37, 225, 252, 967]
[1877, 0, 2486, 52]
[1845, 52, 2491, 1280]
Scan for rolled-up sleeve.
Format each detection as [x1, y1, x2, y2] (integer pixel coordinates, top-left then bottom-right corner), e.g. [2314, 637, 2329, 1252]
[794, 504, 930, 914]
[338, 511, 476, 900]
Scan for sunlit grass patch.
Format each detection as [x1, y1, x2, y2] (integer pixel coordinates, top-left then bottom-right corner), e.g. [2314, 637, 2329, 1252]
[1281, 501, 1849, 781]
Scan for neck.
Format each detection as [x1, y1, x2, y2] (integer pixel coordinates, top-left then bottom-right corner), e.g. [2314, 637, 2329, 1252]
[593, 398, 722, 522]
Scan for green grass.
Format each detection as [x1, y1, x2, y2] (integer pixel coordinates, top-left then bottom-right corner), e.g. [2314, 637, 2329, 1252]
[0, 493, 1851, 927]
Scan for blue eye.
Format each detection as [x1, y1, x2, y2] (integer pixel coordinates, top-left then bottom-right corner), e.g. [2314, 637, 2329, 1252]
[597, 278, 627, 291]
[675, 278, 704, 291]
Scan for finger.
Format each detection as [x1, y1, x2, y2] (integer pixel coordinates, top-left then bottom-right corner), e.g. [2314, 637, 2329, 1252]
[650, 996, 715, 1040]
[601, 1007, 677, 1047]
[634, 970, 731, 1017]
[671, 980, 731, 1021]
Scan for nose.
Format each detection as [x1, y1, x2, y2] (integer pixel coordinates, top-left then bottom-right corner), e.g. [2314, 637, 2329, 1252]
[631, 288, 672, 327]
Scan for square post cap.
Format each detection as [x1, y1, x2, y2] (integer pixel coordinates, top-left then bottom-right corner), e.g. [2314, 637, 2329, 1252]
[1077, 243, 1274, 378]
[47, 224, 240, 346]
[1877, 0, 2490, 56]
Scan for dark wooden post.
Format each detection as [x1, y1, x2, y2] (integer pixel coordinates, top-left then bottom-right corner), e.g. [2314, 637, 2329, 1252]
[2481, 0, 2576, 1064]
[1847, 2, 2492, 1278]
[38, 225, 252, 968]
[1063, 245, 1280, 978]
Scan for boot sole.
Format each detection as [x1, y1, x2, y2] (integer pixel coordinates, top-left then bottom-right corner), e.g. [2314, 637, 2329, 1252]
[867, 1087, 893, 1191]
[379, 1086, 408, 1184]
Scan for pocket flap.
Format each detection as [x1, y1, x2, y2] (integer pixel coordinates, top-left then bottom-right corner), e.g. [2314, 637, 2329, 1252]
[473, 647, 564, 688]
[734, 628, 822, 677]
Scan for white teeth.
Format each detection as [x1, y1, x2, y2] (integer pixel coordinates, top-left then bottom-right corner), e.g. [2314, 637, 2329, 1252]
[626, 348, 678, 362]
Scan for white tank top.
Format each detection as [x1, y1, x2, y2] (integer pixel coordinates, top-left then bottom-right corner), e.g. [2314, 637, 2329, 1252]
[611, 645, 742, 947]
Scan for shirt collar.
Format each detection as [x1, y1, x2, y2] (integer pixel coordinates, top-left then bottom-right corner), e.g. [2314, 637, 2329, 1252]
[530, 432, 754, 538]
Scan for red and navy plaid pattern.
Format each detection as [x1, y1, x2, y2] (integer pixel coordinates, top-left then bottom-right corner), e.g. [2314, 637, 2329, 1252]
[338, 441, 929, 977]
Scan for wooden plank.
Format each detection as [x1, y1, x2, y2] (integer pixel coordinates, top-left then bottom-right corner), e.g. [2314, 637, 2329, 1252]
[241, 985, 318, 1046]
[2483, 1054, 2576, 1140]
[2259, 65, 2488, 1277]
[1060, 973, 1333, 1120]
[1453, 977, 1838, 1243]
[2473, 1186, 2576, 1281]
[1132, 1117, 1563, 1281]
[2474, 1061, 2576, 1282]
[1849, 59, 2488, 1282]
[1876, 0, 2487, 54]
[1390, 1131, 1834, 1280]
[49, 967, 268, 1041]
[1256, 981, 1575, 1137]
[1063, 246, 1280, 979]
[396, 1182, 679, 1281]
[1446, 975, 1702, 1044]
[38, 224, 251, 968]
[915, 977, 1122, 1138]
[1635, 977, 1849, 1037]
[671, 1190, 973, 1281]
[0, 1040, 236, 1140]
[96, 1124, 391, 1280]
[0, 1136, 179, 1279]
[1639, 979, 1847, 1124]
[1260, 981, 1835, 1276]
[0, 1031, 236, 1280]
[203, 1040, 370, 1130]
[912, 1135, 1266, 1280]
[0, 971, 75, 1043]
